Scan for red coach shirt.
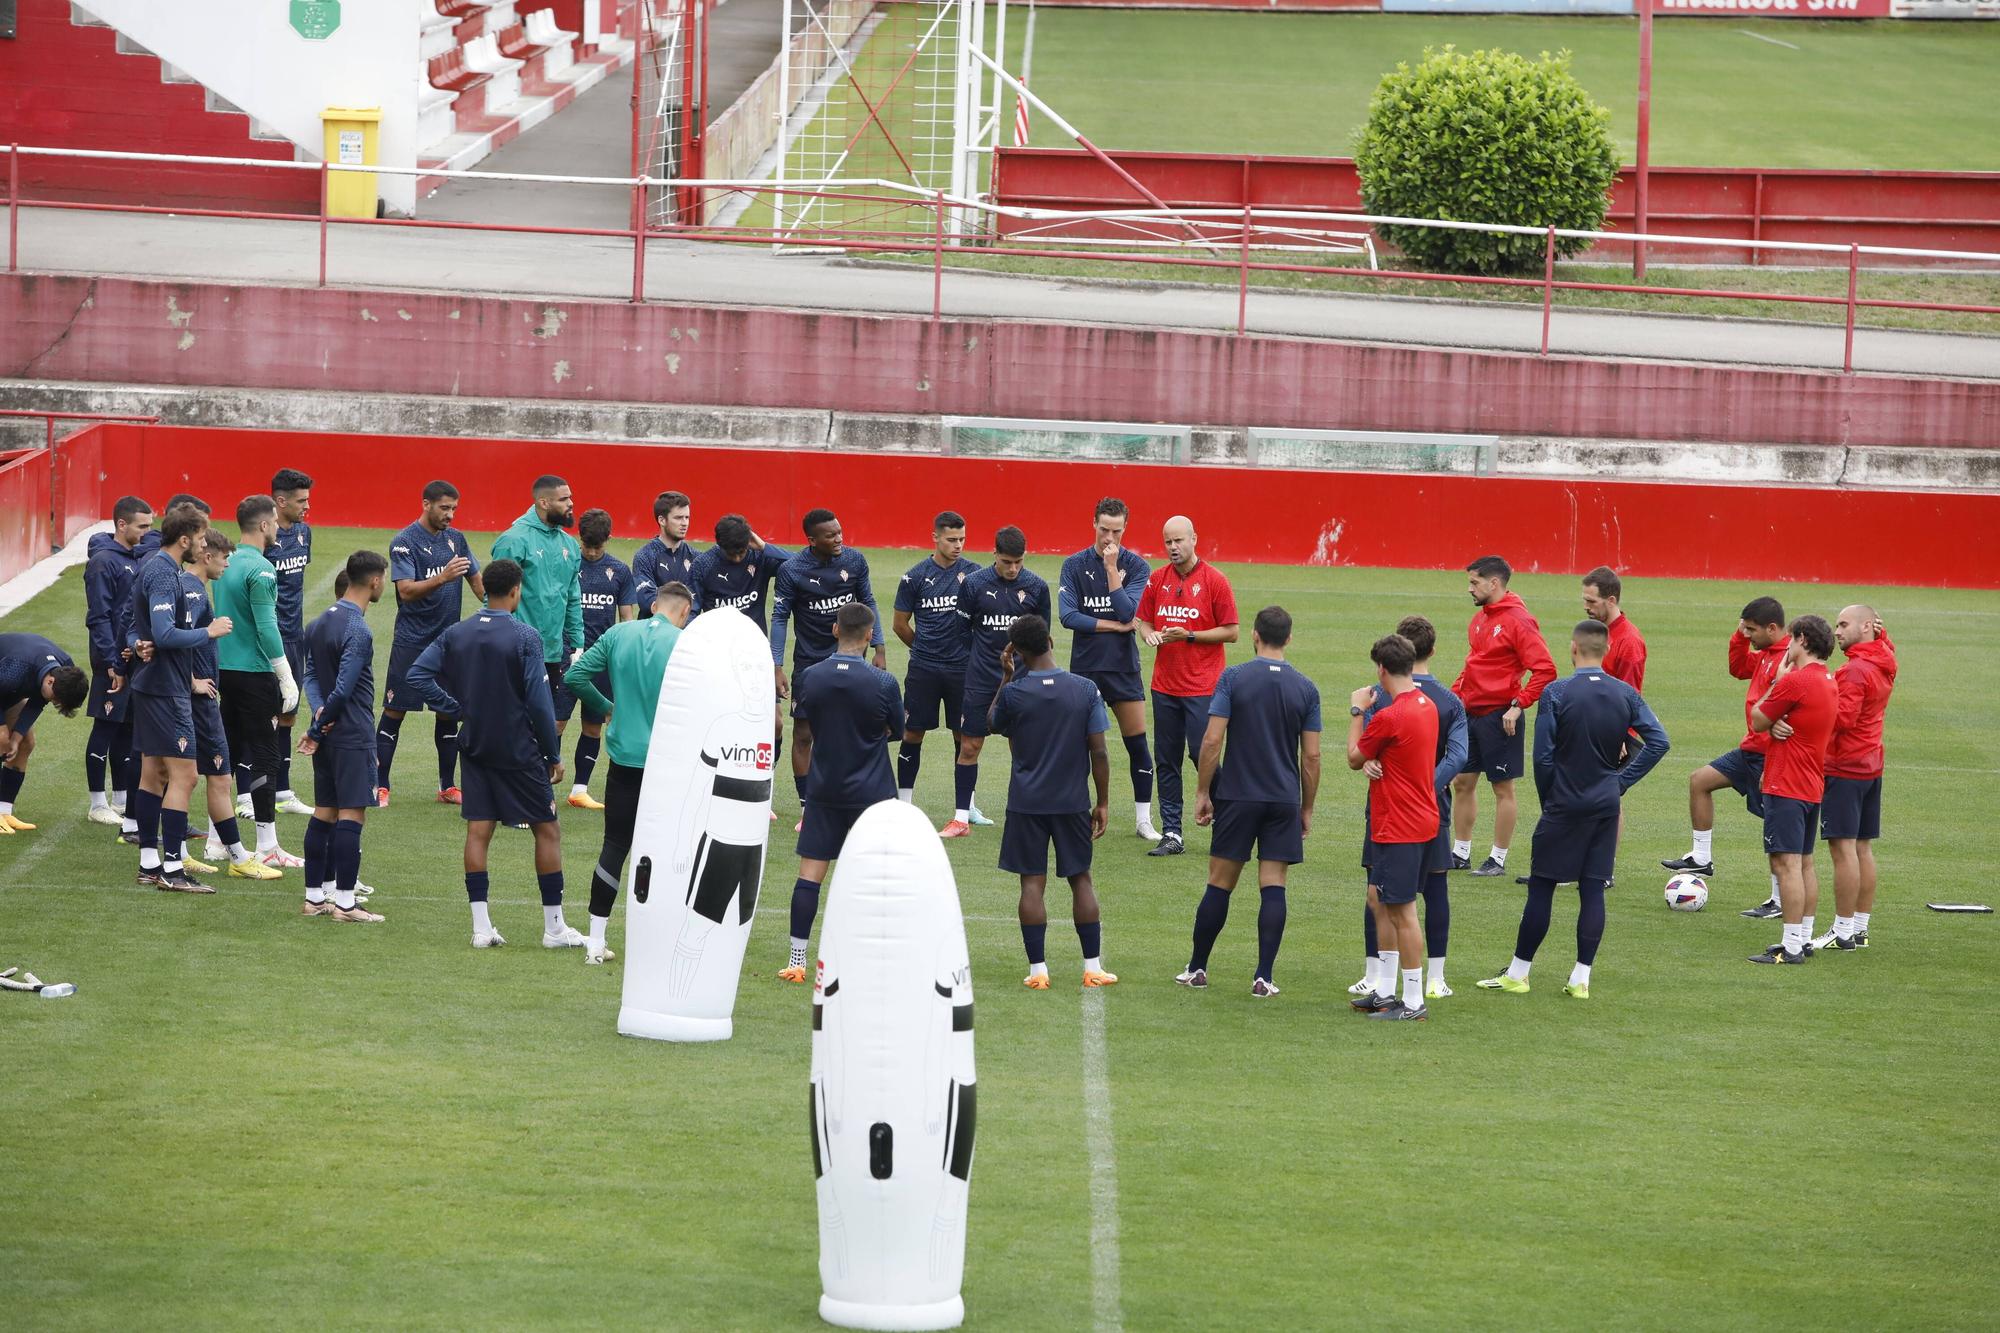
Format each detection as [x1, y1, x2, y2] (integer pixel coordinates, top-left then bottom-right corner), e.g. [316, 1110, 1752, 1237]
[1602, 614, 1647, 691]
[1451, 591, 1557, 715]
[1136, 559, 1237, 698]
[1756, 662, 1838, 803]
[1827, 632, 1897, 779]
[1358, 687, 1440, 844]
[1729, 630, 1791, 755]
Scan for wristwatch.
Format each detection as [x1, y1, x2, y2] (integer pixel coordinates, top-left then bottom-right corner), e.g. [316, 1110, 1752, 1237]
[1349, 704, 1364, 717]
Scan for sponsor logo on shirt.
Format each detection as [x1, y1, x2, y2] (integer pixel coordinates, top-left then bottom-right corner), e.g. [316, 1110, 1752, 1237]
[919, 595, 956, 612]
[805, 594, 853, 614]
[1155, 604, 1203, 622]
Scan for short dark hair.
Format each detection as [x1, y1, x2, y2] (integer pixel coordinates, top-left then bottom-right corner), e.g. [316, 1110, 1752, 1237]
[802, 507, 837, 538]
[422, 480, 459, 504]
[483, 558, 523, 601]
[334, 569, 351, 598]
[532, 475, 567, 495]
[1741, 596, 1785, 628]
[654, 490, 690, 520]
[656, 580, 693, 607]
[1394, 614, 1435, 661]
[1008, 613, 1052, 658]
[48, 664, 89, 716]
[158, 503, 208, 547]
[994, 526, 1027, 559]
[345, 550, 388, 586]
[236, 494, 277, 529]
[835, 602, 874, 639]
[1466, 555, 1511, 583]
[1573, 619, 1610, 656]
[1790, 614, 1834, 660]
[1094, 497, 1128, 522]
[1371, 633, 1417, 678]
[112, 495, 151, 524]
[933, 510, 965, 533]
[166, 493, 209, 515]
[200, 528, 234, 557]
[1253, 605, 1292, 648]
[578, 508, 613, 548]
[713, 515, 751, 557]
[271, 468, 314, 496]
[1582, 565, 1622, 602]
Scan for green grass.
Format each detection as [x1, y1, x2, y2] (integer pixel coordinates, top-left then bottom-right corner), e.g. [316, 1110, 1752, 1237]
[4, 528, 1999, 1328]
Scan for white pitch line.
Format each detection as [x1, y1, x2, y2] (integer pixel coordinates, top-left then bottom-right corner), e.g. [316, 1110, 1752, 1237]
[1079, 990, 1123, 1333]
[1738, 28, 1801, 49]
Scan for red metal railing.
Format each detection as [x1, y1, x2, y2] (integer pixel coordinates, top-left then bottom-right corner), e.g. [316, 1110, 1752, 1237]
[0, 409, 163, 552]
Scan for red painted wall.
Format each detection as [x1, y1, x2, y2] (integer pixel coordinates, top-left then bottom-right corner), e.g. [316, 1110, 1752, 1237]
[77, 423, 2000, 588]
[0, 447, 53, 585]
[992, 149, 2000, 265]
[5, 274, 1996, 450]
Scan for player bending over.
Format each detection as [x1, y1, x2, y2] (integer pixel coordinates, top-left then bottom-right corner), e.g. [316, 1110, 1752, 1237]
[0, 632, 89, 834]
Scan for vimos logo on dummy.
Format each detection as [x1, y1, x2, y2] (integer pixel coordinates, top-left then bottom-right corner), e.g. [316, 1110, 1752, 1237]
[719, 743, 774, 771]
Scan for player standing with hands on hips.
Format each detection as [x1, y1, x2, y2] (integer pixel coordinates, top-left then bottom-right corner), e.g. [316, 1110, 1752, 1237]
[1449, 556, 1556, 879]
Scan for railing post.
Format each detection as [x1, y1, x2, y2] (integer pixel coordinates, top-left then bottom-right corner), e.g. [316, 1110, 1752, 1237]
[46, 415, 58, 552]
[1540, 225, 1556, 356]
[318, 161, 329, 288]
[1237, 205, 1250, 336]
[932, 194, 944, 321]
[631, 181, 648, 304]
[1843, 242, 1859, 374]
[8, 143, 19, 274]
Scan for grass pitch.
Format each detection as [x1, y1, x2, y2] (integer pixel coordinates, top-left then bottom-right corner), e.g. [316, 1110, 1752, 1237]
[3, 528, 1998, 1328]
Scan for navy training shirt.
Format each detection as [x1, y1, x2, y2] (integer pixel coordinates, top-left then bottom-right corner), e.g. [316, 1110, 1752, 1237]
[990, 667, 1108, 815]
[405, 608, 560, 772]
[770, 546, 885, 668]
[1532, 668, 1671, 821]
[302, 600, 377, 749]
[894, 553, 979, 674]
[689, 542, 791, 630]
[1209, 657, 1323, 805]
[956, 565, 1053, 689]
[633, 537, 700, 617]
[389, 520, 481, 646]
[83, 534, 146, 669]
[0, 632, 75, 739]
[1057, 545, 1150, 676]
[127, 549, 210, 697]
[793, 651, 902, 808]
[181, 570, 219, 682]
[579, 551, 638, 647]
[266, 520, 312, 642]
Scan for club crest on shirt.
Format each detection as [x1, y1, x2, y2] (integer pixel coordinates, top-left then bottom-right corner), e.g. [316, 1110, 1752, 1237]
[1016, 589, 1027, 603]
[839, 569, 850, 582]
[1191, 583, 1202, 596]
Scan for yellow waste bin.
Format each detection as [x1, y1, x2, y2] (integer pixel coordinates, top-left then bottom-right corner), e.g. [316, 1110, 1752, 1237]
[319, 106, 382, 218]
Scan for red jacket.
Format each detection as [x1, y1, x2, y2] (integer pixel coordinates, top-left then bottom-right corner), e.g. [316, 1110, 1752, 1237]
[1602, 613, 1646, 691]
[1827, 632, 1897, 779]
[1729, 630, 1791, 755]
[1451, 591, 1557, 715]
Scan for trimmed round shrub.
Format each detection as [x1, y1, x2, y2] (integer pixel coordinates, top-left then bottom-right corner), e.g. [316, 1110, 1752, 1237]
[1353, 46, 1618, 276]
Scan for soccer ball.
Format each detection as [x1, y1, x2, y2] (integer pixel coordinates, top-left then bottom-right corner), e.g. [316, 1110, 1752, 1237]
[1664, 874, 1709, 912]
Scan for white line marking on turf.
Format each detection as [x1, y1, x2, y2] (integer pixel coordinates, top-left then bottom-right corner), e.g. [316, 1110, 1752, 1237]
[0, 521, 110, 617]
[1737, 28, 1800, 48]
[1080, 990, 1123, 1333]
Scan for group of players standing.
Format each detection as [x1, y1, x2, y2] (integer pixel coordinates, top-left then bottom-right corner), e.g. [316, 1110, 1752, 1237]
[0, 476, 1897, 1007]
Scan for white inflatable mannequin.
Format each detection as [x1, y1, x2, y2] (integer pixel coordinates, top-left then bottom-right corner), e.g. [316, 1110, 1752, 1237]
[811, 800, 976, 1332]
[617, 607, 776, 1043]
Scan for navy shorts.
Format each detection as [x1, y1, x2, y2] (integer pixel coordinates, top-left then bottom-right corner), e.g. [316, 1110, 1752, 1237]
[789, 652, 829, 720]
[579, 673, 612, 727]
[193, 698, 231, 777]
[312, 746, 379, 811]
[797, 802, 866, 862]
[1211, 798, 1304, 865]
[1820, 775, 1882, 842]
[383, 636, 441, 713]
[461, 759, 558, 826]
[546, 663, 577, 723]
[282, 637, 306, 695]
[1367, 839, 1427, 905]
[903, 663, 966, 734]
[132, 691, 195, 760]
[1762, 794, 1820, 856]
[1426, 791, 1455, 874]
[88, 665, 131, 723]
[1710, 747, 1767, 819]
[1529, 812, 1618, 886]
[999, 809, 1095, 878]
[1078, 667, 1145, 707]
[959, 680, 1000, 739]
[1464, 708, 1525, 783]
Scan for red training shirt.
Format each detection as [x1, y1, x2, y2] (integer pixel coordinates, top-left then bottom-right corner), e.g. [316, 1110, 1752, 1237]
[1602, 614, 1647, 692]
[1827, 632, 1897, 779]
[1729, 630, 1791, 755]
[1357, 687, 1440, 844]
[1451, 591, 1558, 715]
[1136, 559, 1238, 698]
[1756, 662, 1838, 803]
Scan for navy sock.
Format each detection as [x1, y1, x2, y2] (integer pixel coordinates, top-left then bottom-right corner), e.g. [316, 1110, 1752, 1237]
[0, 768, 24, 804]
[1516, 878, 1557, 962]
[537, 870, 564, 907]
[896, 740, 922, 790]
[465, 870, 490, 903]
[1256, 885, 1287, 982]
[160, 807, 187, 868]
[953, 761, 977, 812]
[112, 724, 136, 802]
[789, 877, 821, 941]
[590, 863, 620, 920]
[1075, 919, 1101, 961]
[133, 787, 162, 849]
[1188, 884, 1231, 971]
[1362, 899, 1378, 957]
[1021, 922, 1047, 966]
[793, 771, 807, 804]
[86, 718, 116, 793]
[276, 730, 293, 793]
[1122, 733, 1154, 803]
[214, 816, 242, 850]
[1421, 872, 1451, 959]
[333, 819, 363, 893]
[1577, 880, 1608, 966]
[375, 713, 403, 790]
[573, 732, 601, 790]
[435, 716, 458, 790]
[303, 815, 334, 887]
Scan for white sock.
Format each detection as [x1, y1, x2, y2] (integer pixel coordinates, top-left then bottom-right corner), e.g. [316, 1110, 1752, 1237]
[90, 792, 109, 811]
[471, 901, 494, 934]
[1568, 961, 1592, 988]
[1691, 829, 1713, 861]
[278, 789, 297, 802]
[953, 808, 970, 823]
[1834, 915, 1855, 941]
[305, 883, 326, 904]
[1506, 955, 1532, 982]
[1489, 845, 1509, 867]
[0, 802, 12, 817]
[140, 847, 162, 870]
[256, 821, 278, 853]
[1135, 802, 1153, 827]
[544, 905, 566, 933]
[1769, 872, 1780, 901]
[1028, 961, 1049, 979]
[1084, 955, 1103, 974]
[1427, 956, 1445, 984]
[788, 938, 808, 968]
[589, 914, 609, 947]
[1363, 956, 1381, 992]
[1855, 911, 1871, 933]
[1453, 839, 1472, 861]
[897, 788, 914, 803]
[334, 887, 357, 911]
[1378, 950, 1400, 997]
[121, 816, 137, 834]
[1779, 922, 1801, 954]
[1401, 967, 1424, 1009]
[228, 842, 252, 864]
[570, 782, 587, 797]
[1801, 914, 1815, 940]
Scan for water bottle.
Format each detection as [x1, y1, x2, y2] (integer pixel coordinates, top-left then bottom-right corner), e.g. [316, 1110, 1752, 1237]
[38, 983, 75, 999]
